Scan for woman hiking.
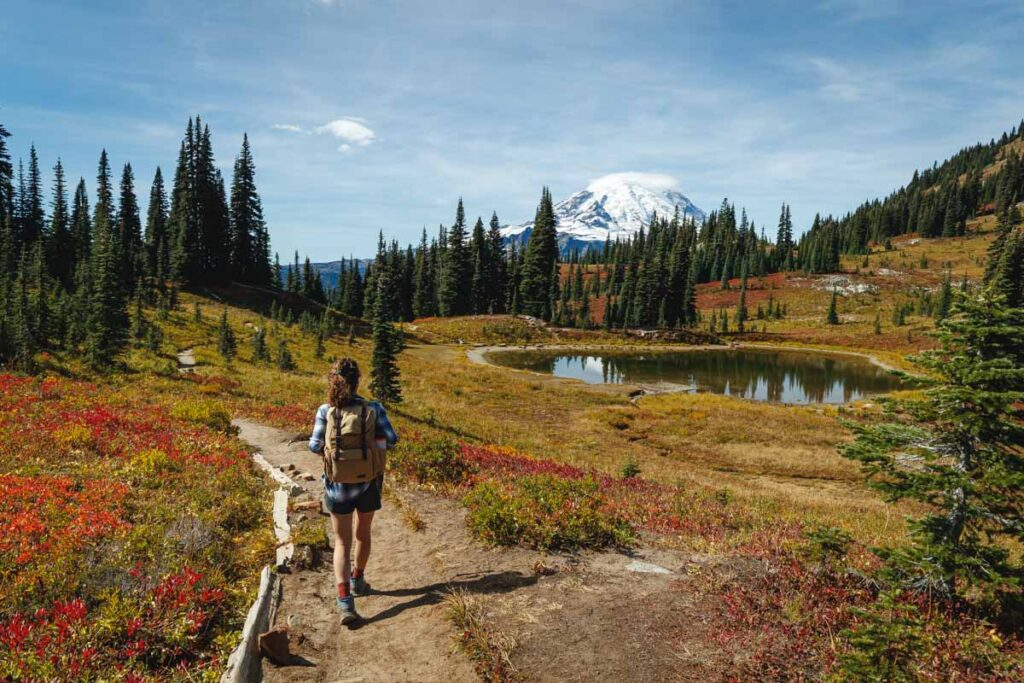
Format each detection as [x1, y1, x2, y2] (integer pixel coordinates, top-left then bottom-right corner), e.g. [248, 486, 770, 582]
[309, 358, 398, 625]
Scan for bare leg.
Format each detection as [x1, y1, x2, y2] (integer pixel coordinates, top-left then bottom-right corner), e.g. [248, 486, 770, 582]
[354, 509, 375, 573]
[330, 512, 354, 590]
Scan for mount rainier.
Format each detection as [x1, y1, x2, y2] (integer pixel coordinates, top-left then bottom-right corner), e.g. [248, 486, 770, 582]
[501, 172, 705, 255]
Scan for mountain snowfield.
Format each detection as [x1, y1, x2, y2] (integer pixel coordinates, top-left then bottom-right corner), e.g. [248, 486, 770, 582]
[501, 172, 705, 254]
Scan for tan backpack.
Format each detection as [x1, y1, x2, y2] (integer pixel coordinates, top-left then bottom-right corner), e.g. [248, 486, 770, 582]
[323, 400, 381, 484]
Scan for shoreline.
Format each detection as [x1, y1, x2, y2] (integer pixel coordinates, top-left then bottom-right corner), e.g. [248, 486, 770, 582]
[464, 342, 921, 399]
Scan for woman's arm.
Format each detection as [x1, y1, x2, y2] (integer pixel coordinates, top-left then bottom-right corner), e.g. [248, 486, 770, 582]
[308, 405, 327, 454]
[372, 402, 399, 446]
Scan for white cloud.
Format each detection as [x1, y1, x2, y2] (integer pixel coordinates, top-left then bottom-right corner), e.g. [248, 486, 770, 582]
[314, 118, 377, 147]
[271, 118, 377, 152]
[587, 172, 678, 192]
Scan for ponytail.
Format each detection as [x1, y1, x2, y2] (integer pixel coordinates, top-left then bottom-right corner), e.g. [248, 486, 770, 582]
[327, 358, 360, 408]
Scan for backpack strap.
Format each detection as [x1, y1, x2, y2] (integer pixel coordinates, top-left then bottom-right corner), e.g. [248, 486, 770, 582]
[359, 399, 368, 460]
[332, 405, 341, 459]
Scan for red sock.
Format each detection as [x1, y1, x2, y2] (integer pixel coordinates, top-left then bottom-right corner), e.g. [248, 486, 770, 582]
[352, 567, 363, 580]
[338, 581, 350, 599]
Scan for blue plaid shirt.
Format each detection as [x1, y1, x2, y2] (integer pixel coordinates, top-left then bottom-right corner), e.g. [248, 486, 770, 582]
[308, 396, 399, 455]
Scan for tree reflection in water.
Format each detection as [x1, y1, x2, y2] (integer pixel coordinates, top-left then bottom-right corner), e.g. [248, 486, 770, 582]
[487, 348, 904, 405]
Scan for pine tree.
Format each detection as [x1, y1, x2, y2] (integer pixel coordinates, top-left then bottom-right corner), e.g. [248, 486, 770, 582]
[438, 198, 471, 316]
[469, 216, 488, 314]
[144, 167, 168, 280]
[992, 229, 1024, 307]
[369, 274, 402, 405]
[117, 163, 142, 292]
[518, 188, 558, 319]
[873, 310, 882, 335]
[412, 229, 434, 318]
[486, 211, 507, 313]
[275, 339, 295, 371]
[84, 151, 128, 369]
[70, 178, 91, 268]
[934, 270, 953, 322]
[841, 290, 1024, 599]
[217, 308, 236, 361]
[0, 122, 12, 227]
[229, 133, 269, 284]
[22, 145, 44, 246]
[827, 288, 840, 325]
[251, 325, 269, 363]
[48, 159, 72, 286]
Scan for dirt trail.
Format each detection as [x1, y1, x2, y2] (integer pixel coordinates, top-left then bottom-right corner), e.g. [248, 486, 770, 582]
[234, 418, 478, 683]
[234, 417, 733, 682]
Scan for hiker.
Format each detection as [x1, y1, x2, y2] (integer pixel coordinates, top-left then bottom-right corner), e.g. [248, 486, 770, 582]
[309, 358, 398, 625]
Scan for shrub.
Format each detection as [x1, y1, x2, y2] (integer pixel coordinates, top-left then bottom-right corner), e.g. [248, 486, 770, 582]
[620, 455, 641, 479]
[389, 436, 476, 488]
[170, 398, 233, 433]
[130, 448, 179, 479]
[464, 475, 634, 551]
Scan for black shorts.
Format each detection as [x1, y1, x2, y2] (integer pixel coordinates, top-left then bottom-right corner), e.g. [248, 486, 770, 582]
[323, 475, 383, 515]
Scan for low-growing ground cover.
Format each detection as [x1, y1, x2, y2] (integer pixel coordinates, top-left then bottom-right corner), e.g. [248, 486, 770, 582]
[391, 433, 1024, 681]
[0, 374, 273, 681]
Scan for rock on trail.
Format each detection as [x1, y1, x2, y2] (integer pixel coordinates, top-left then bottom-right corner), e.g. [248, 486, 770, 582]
[177, 348, 197, 373]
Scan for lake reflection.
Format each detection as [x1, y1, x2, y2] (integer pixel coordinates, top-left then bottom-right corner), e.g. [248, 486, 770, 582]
[485, 348, 904, 405]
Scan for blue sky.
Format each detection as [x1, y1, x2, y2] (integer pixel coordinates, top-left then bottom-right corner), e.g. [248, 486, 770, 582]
[2, 0, 1022, 260]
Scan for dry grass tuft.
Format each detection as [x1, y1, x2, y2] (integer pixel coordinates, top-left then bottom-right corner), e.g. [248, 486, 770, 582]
[444, 589, 520, 682]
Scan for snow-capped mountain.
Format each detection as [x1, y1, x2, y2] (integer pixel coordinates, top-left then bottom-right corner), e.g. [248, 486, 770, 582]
[501, 172, 705, 255]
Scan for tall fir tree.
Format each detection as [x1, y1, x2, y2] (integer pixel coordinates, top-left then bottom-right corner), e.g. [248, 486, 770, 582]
[117, 163, 142, 293]
[48, 159, 72, 287]
[486, 211, 508, 313]
[144, 167, 169, 280]
[85, 151, 129, 368]
[229, 133, 270, 284]
[369, 271, 402, 405]
[518, 187, 558, 319]
[437, 198, 472, 316]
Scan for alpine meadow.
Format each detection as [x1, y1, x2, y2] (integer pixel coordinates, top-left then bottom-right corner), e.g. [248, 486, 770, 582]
[2, 1, 1024, 681]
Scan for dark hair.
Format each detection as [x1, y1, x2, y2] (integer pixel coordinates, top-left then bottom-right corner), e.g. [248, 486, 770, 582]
[327, 358, 360, 408]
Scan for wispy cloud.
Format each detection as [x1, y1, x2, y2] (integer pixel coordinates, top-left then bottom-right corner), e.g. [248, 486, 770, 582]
[272, 118, 377, 152]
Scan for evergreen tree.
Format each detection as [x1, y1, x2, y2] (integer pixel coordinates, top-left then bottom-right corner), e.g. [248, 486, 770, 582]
[486, 211, 508, 313]
[217, 308, 236, 361]
[117, 163, 142, 292]
[841, 290, 1024, 599]
[70, 178, 91, 268]
[0, 122, 12, 226]
[934, 270, 953, 322]
[84, 151, 128, 369]
[992, 229, 1024, 307]
[48, 158, 72, 286]
[412, 229, 434, 318]
[275, 339, 295, 371]
[251, 324, 269, 363]
[22, 145, 44, 246]
[144, 167, 168, 280]
[229, 133, 270, 284]
[469, 216, 488, 314]
[437, 198, 472, 316]
[369, 274, 402, 405]
[827, 288, 840, 325]
[518, 188, 558, 319]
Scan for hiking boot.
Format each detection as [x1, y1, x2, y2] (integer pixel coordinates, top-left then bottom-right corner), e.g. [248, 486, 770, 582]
[337, 596, 359, 625]
[351, 574, 371, 596]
